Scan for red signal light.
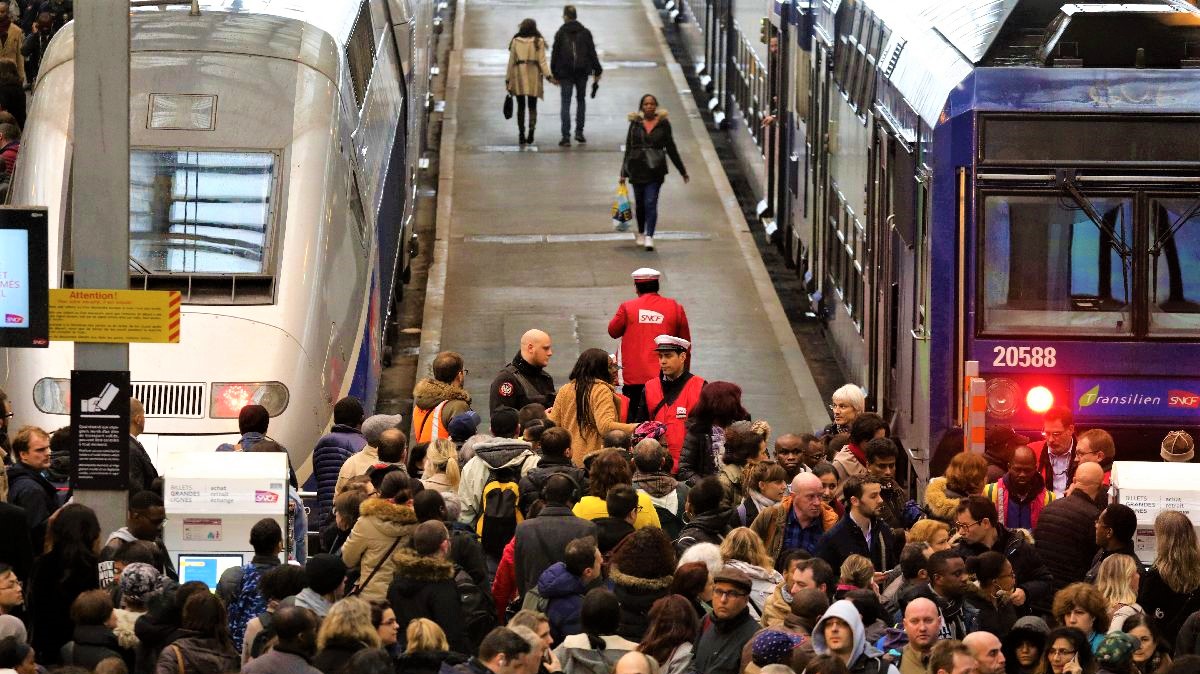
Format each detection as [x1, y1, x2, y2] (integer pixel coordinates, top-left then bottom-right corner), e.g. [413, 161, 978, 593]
[1026, 386, 1054, 414]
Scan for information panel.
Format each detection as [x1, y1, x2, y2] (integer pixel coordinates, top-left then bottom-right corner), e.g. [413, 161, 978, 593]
[50, 289, 181, 343]
[70, 369, 131, 490]
[0, 208, 49, 348]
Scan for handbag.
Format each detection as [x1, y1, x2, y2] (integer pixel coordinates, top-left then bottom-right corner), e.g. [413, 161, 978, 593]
[348, 534, 405, 597]
[503, 94, 513, 120]
[641, 146, 667, 172]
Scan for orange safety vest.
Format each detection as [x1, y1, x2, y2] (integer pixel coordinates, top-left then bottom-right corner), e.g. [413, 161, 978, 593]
[411, 400, 449, 444]
[644, 374, 705, 473]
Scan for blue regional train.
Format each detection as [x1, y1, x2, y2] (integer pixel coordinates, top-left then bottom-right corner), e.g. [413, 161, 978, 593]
[675, 0, 1200, 476]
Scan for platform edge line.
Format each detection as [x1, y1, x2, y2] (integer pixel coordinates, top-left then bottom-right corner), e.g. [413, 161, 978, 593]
[638, 0, 831, 432]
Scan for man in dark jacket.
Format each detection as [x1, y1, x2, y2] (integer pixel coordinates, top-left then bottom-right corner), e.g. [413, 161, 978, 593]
[443, 627, 531, 674]
[550, 5, 601, 146]
[490, 330, 556, 413]
[518, 427, 586, 516]
[536, 537, 603, 644]
[413, 489, 489, 586]
[310, 396, 367, 528]
[388, 520, 471, 654]
[7, 425, 58, 553]
[691, 566, 760, 674]
[128, 399, 159, 497]
[954, 496, 1054, 615]
[1085, 502, 1144, 583]
[675, 476, 731, 554]
[815, 476, 901, 572]
[1032, 461, 1104, 591]
[514, 473, 597, 595]
[592, 485, 637, 554]
[240, 605, 322, 674]
[900, 551, 978, 641]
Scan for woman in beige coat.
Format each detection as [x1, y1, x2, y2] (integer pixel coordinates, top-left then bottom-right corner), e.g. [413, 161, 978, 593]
[339, 496, 418, 601]
[548, 348, 636, 467]
[506, 18, 554, 145]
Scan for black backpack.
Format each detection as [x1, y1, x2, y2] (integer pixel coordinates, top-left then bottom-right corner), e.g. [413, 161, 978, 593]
[455, 566, 496, 646]
[477, 464, 523, 558]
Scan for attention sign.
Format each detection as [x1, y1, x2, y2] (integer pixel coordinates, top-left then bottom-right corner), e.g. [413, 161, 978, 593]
[49, 289, 181, 343]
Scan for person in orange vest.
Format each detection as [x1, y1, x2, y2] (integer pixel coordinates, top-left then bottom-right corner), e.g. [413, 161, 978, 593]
[607, 268, 691, 409]
[411, 351, 473, 444]
[633, 335, 705, 473]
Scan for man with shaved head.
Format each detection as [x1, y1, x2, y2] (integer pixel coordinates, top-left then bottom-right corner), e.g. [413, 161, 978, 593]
[898, 597, 942, 674]
[751, 472, 838, 567]
[963, 631, 1005, 674]
[982, 445, 1055, 530]
[490, 329, 557, 413]
[1033, 460, 1105, 590]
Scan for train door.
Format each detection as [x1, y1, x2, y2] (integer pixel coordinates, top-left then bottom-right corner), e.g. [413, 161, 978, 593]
[766, 21, 787, 240]
[808, 45, 831, 289]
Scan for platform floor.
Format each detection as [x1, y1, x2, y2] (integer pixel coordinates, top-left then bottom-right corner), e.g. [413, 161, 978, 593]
[423, 0, 829, 435]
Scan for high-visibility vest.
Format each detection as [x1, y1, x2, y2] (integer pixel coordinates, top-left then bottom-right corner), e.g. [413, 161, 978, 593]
[411, 400, 449, 444]
[644, 374, 704, 473]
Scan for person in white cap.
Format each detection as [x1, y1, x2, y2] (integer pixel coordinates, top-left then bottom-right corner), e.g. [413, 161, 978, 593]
[631, 334, 706, 471]
[607, 268, 691, 412]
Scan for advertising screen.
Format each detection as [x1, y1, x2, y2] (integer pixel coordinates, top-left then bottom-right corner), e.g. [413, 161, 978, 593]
[0, 208, 48, 347]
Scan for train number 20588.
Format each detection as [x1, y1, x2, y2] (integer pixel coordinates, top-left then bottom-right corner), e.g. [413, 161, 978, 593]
[992, 346, 1057, 368]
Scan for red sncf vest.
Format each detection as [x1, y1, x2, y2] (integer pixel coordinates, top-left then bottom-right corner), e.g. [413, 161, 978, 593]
[644, 374, 705, 473]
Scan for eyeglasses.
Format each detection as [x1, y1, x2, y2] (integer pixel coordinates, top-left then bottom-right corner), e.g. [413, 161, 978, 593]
[712, 588, 749, 599]
[829, 403, 853, 411]
[1042, 430, 1069, 439]
[954, 520, 980, 533]
[1047, 648, 1077, 658]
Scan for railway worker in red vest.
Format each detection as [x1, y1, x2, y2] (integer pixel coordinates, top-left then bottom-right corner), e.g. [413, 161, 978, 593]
[607, 267, 691, 408]
[634, 335, 705, 472]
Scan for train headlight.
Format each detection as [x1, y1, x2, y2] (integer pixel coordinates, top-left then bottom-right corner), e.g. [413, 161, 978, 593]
[1026, 386, 1055, 415]
[33, 378, 70, 414]
[210, 382, 290, 418]
[986, 378, 1020, 419]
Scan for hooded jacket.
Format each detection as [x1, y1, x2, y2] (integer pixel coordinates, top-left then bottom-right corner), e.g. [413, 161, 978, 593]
[548, 380, 637, 466]
[311, 424, 367, 528]
[519, 455, 588, 516]
[457, 437, 538, 526]
[553, 633, 640, 674]
[412, 378, 473, 439]
[340, 498, 419, 601]
[692, 607, 760, 674]
[61, 624, 134, 671]
[724, 560, 784, 622]
[538, 561, 590, 644]
[620, 110, 687, 185]
[750, 495, 840, 563]
[388, 549, 471, 655]
[153, 631, 240, 674]
[610, 566, 673, 642]
[675, 509, 733, 555]
[922, 477, 966, 524]
[550, 20, 602, 80]
[811, 600, 900, 674]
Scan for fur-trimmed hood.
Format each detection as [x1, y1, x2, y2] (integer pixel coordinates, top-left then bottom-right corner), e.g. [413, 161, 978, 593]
[609, 568, 673, 591]
[413, 378, 472, 409]
[627, 109, 669, 122]
[392, 548, 456, 582]
[360, 498, 418, 528]
[924, 476, 961, 522]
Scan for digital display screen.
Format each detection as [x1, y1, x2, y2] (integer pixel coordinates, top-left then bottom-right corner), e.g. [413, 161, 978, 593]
[0, 208, 48, 348]
[0, 229, 29, 327]
[178, 554, 244, 590]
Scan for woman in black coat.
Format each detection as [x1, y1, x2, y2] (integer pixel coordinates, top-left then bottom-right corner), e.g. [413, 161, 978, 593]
[619, 93, 688, 251]
[28, 503, 102, 666]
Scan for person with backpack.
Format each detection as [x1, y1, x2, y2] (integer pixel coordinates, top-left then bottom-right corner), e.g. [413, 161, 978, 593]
[518, 427, 587, 517]
[515, 473, 598, 597]
[388, 521, 474, 655]
[457, 407, 538, 553]
[550, 5, 601, 146]
[241, 564, 308, 664]
[631, 439, 689, 539]
[218, 518, 284, 652]
[412, 351, 474, 446]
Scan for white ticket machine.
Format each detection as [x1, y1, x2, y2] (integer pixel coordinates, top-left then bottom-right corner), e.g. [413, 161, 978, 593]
[162, 450, 288, 589]
[1110, 460, 1200, 565]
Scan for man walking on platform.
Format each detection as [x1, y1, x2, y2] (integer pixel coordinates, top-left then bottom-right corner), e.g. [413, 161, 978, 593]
[551, 5, 601, 146]
[632, 335, 704, 472]
[607, 268, 691, 408]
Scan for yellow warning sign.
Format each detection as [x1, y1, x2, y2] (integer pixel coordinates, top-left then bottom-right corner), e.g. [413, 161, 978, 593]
[49, 289, 181, 343]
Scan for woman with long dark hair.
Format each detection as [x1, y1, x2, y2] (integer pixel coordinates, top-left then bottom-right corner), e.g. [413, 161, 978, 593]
[505, 18, 553, 145]
[1122, 614, 1173, 674]
[549, 348, 635, 467]
[638, 595, 698, 674]
[28, 503, 101, 665]
[1042, 626, 1098, 674]
[155, 592, 240, 673]
[677, 381, 750, 486]
[618, 93, 689, 251]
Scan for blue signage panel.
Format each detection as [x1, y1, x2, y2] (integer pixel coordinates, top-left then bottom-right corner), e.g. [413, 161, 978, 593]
[1071, 377, 1200, 420]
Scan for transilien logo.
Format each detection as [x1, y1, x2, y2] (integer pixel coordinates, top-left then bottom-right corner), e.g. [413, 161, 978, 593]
[1079, 385, 1100, 408]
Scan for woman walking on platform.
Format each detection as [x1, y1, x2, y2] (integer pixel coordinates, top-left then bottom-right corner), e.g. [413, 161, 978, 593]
[506, 18, 554, 145]
[620, 94, 689, 251]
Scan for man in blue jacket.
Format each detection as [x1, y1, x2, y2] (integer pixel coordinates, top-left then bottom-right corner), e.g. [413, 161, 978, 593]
[310, 396, 367, 528]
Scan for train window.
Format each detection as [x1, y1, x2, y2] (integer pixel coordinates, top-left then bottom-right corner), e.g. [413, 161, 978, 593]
[981, 193, 1133, 336]
[346, 1, 377, 110]
[1148, 198, 1200, 336]
[129, 150, 276, 274]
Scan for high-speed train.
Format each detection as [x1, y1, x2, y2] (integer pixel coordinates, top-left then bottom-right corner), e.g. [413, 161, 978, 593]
[1, 0, 440, 478]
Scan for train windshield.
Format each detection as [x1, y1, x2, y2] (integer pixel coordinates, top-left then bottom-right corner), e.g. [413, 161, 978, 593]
[129, 150, 276, 274]
[1149, 197, 1200, 336]
[981, 194, 1133, 336]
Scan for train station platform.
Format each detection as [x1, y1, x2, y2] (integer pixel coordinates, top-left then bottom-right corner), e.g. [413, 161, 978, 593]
[422, 0, 829, 435]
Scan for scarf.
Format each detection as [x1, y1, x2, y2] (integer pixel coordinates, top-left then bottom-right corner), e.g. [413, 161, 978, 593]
[709, 425, 726, 468]
[747, 488, 778, 512]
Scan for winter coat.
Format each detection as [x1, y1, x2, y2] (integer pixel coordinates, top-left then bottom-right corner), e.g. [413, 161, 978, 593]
[515, 504, 598, 596]
[29, 546, 100, 665]
[490, 354, 557, 414]
[335, 444, 382, 494]
[129, 435, 160, 496]
[956, 524, 1055, 615]
[61, 624, 134, 671]
[675, 510, 732, 555]
[900, 584, 979, 640]
[659, 642, 694, 674]
[154, 633, 240, 674]
[574, 493, 661, 530]
[923, 477, 967, 524]
[413, 377, 473, 436]
[457, 437, 538, 526]
[506, 36, 551, 98]
[548, 381, 637, 466]
[400, 650, 469, 674]
[831, 445, 869, 497]
[610, 567, 672, 642]
[311, 424, 367, 528]
[450, 527, 490, 586]
[593, 517, 635, 554]
[620, 110, 687, 185]
[1032, 489, 1102, 590]
[519, 455, 588, 516]
[1032, 439, 1077, 497]
[341, 498, 419, 601]
[607, 292, 691, 388]
[816, 514, 901, 573]
[717, 463, 745, 512]
[750, 495, 840, 564]
[1139, 567, 1200, 638]
[7, 459, 58, 552]
[760, 582, 792, 628]
[812, 600, 901, 674]
[0, 501, 32, 582]
[493, 537, 518, 621]
[550, 20, 602, 80]
[312, 636, 370, 673]
[553, 633, 640, 674]
[723, 560, 783, 622]
[388, 549, 470, 654]
[691, 607, 760, 674]
[983, 473, 1055, 530]
[1086, 544, 1145, 584]
[134, 602, 188, 674]
[538, 562, 589, 645]
[241, 647, 323, 674]
[967, 590, 1018, 638]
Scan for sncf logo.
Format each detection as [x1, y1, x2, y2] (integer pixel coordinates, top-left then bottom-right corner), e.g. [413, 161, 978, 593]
[4, 314, 22, 324]
[1169, 390, 1200, 409]
[254, 490, 280, 504]
[638, 309, 664, 324]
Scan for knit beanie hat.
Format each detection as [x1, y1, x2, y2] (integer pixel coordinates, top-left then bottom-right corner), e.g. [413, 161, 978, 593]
[751, 630, 804, 666]
[119, 562, 161, 604]
[1162, 430, 1195, 462]
[448, 411, 482, 443]
[1095, 632, 1139, 668]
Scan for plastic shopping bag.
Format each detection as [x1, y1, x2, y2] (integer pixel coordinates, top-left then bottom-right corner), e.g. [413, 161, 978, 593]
[612, 183, 633, 232]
